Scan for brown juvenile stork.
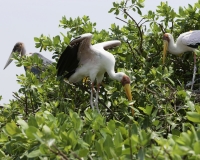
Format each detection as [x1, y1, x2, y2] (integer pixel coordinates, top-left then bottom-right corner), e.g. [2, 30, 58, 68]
[57, 33, 133, 114]
[4, 42, 52, 75]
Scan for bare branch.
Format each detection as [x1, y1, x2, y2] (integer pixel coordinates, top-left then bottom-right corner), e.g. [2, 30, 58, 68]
[123, 9, 143, 53]
[138, 18, 145, 25]
[12, 92, 25, 104]
[170, 19, 174, 34]
[49, 145, 69, 160]
[126, 40, 140, 64]
[158, 23, 165, 34]
[29, 91, 35, 114]
[71, 151, 82, 160]
[115, 17, 128, 24]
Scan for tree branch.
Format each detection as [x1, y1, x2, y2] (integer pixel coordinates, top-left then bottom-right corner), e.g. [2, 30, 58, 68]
[12, 92, 25, 104]
[29, 91, 35, 114]
[123, 9, 143, 53]
[126, 40, 140, 64]
[24, 91, 28, 115]
[170, 19, 174, 34]
[49, 145, 69, 160]
[158, 23, 165, 34]
[115, 17, 128, 24]
[138, 18, 145, 25]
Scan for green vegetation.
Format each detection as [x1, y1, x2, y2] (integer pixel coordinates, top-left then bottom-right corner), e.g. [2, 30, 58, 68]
[1, 0, 200, 159]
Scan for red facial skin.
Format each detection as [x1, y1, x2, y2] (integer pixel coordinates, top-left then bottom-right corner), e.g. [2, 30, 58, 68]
[163, 33, 170, 42]
[121, 75, 130, 86]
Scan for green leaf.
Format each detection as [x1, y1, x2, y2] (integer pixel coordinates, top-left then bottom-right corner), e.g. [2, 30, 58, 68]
[68, 130, 77, 149]
[42, 40, 50, 45]
[0, 149, 6, 158]
[195, 2, 200, 8]
[103, 135, 114, 158]
[64, 36, 70, 44]
[0, 133, 8, 142]
[194, 141, 200, 154]
[113, 129, 123, 147]
[145, 106, 153, 115]
[39, 144, 49, 154]
[28, 116, 39, 128]
[53, 35, 60, 45]
[42, 125, 51, 135]
[138, 147, 145, 160]
[124, 14, 127, 19]
[95, 139, 104, 157]
[25, 126, 42, 139]
[17, 119, 29, 130]
[138, 106, 153, 115]
[34, 37, 40, 42]
[107, 120, 116, 133]
[84, 110, 92, 121]
[195, 105, 200, 114]
[108, 8, 115, 13]
[5, 121, 21, 136]
[152, 120, 159, 126]
[115, 9, 119, 15]
[136, 6, 142, 15]
[27, 149, 42, 158]
[35, 43, 41, 48]
[78, 148, 89, 157]
[178, 7, 184, 16]
[187, 112, 200, 123]
[70, 111, 82, 131]
[187, 101, 195, 111]
[131, 134, 139, 143]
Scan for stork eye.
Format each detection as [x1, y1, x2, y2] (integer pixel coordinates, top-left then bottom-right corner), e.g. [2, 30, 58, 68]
[163, 34, 170, 42]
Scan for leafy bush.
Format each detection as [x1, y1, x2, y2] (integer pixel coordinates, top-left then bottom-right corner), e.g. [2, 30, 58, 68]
[1, 0, 200, 159]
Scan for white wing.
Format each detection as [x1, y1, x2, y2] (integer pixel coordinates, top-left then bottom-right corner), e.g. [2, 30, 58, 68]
[93, 40, 121, 50]
[181, 30, 200, 47]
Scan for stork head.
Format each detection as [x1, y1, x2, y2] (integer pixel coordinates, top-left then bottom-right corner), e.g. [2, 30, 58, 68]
[4, 42, 26, 69]
[115, 72, 133, 111]
[162, 33, 171, 64]
[120, 74, 132, 99]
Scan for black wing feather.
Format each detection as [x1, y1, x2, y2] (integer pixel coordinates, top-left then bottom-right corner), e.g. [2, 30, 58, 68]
[56, 43, 80, 78]
[187, 43, 200, 49]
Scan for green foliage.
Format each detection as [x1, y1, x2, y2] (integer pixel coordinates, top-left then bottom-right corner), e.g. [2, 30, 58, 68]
[1, 0, 200, 159]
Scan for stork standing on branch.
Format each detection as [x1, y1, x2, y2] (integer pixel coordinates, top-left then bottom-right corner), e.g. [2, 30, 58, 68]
[163, 30, 200, 90]
[4, 42, 53, 75]
[56, 33, 133, 114]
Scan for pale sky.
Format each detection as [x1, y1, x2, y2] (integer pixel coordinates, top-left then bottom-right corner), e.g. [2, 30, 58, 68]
[0, 0, 196, 105]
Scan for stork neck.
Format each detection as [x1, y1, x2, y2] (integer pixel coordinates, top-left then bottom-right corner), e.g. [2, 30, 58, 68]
[168, 38, 183, 55]
[107, 70, 122, 82]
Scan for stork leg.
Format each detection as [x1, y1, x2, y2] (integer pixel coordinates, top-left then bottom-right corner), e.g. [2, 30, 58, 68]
[95, 83, 100, 113]
[191, 52, 197, 90]
[90, 82, 95, 110]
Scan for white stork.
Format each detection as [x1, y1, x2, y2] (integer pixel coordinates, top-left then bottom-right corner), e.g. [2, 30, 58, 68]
[163, 30, 200, 90]
[4, 42, 52, 75]
[56, 33, 133, 114]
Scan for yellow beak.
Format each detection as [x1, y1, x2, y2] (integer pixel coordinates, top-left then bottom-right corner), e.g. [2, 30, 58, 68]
[163, 40, 168, 64]
[124, 84, 134, 115]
